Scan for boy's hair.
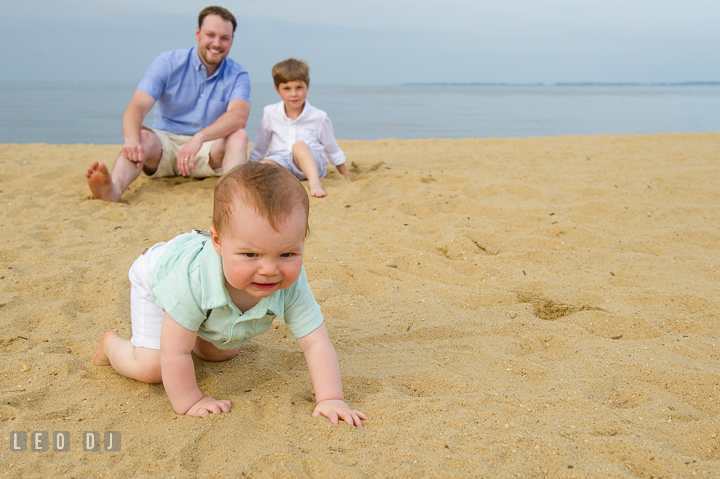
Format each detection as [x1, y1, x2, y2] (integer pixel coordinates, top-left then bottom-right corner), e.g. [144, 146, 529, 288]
[272, 58, 310, 87]
[199, 6, 237, 33]
[213, 162, 310, 237]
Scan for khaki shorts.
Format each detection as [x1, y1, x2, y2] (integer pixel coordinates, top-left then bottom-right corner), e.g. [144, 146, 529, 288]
[141, 128, 222, 178]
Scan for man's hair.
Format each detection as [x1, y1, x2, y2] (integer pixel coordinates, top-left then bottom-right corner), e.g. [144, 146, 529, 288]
[199, 6, 237, 33]
[213, 162, 310, 237]
[272, 58, 310, 87]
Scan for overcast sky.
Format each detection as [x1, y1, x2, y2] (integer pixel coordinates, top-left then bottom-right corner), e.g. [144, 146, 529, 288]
[3, 0, 718, 85]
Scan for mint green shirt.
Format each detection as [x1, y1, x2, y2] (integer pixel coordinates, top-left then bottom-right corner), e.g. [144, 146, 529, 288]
[148, 233, 323, 350]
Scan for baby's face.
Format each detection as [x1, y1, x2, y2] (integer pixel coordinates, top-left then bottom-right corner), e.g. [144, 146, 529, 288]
[210, 201, 306, 300]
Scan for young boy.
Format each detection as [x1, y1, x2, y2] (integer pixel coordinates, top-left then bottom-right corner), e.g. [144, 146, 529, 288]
[248, 58, 350, 198]
[92, 162, 366, 426]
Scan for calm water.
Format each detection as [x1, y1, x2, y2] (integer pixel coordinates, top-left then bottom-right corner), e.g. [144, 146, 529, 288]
[1, 82, 719, 144]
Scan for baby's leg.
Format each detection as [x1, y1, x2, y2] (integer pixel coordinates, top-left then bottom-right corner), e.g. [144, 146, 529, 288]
[292, 141, 325, 197]
[91, 243, 166, 383]
[193, 337, 241, 362]
[93, 331, 161, 383]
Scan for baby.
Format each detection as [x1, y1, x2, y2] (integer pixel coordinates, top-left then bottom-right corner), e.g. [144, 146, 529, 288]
[93, 162, 366, 426]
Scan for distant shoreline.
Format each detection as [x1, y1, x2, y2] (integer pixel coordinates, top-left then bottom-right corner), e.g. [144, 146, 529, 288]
[3, 83, 719, 144]
[2, 80, 719, 88]
[402, 81, 720, 87]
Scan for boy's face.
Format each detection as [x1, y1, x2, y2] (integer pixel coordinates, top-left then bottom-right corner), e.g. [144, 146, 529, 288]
[210, 200, 306, 300]
[275, 80, 308, 115]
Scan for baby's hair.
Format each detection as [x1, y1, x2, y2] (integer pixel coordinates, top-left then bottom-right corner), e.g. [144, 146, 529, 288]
[272, 58, 310, 87]
[213, 162, 310, 237]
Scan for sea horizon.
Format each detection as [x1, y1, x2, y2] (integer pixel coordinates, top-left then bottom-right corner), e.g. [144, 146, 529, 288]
[5, 80, 719, 86]
[2, 81, 719, 144]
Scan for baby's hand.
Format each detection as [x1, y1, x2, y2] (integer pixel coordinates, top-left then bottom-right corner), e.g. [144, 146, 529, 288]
[312, 399, 367, 427]
[185, 397, 232, 418]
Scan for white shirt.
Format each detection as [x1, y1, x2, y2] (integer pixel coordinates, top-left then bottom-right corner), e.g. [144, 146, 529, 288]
[249, 101, 346, 165]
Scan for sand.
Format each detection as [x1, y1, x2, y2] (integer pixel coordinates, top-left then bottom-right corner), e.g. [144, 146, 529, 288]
[1, 133, 720, 477]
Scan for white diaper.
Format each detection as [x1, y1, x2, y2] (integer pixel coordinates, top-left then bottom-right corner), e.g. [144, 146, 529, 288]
[128, 241, 169, 350]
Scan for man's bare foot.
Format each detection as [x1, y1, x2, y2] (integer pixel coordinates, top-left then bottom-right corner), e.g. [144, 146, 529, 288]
[309, 181, 326, 198]
[86, 162, 119, 202]
[92, 330, 121, 366]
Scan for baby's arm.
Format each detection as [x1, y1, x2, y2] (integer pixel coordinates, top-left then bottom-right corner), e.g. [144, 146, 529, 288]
[160, 313, 232, 418]
[297, 323, 367, 427]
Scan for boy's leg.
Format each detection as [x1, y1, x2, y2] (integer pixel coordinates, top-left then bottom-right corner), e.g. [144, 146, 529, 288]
[292, 141, 326, 197]
[93, 331, 162, 383]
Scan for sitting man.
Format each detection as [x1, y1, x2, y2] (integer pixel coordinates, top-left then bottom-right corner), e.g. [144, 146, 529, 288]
[87, 6, 251, 202]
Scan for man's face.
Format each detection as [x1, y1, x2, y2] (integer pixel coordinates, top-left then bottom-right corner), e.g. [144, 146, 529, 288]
[195, 14, 234, 70]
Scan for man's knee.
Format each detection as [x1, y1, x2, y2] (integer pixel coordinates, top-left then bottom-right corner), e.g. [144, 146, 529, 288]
[213, 129, 247, 158]
[138, 129, 162, 163]
[139, 128, 159, 147]
[227, 128, 248, 146]
[211, 129, 248, 168]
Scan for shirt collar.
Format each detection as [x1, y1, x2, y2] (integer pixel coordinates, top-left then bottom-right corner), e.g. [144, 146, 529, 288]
[280, 100, 310, 122]
[198, 238, 228, 310]
[191, 45, 224, 81]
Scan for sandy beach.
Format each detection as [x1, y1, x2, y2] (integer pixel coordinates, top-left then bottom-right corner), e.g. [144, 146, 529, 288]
[2, 133, 720, 477]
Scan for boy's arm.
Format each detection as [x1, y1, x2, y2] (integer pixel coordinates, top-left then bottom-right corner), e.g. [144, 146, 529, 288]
[335, 163, 351, 177]
[248, 111, 273, 162]
[296, 323, 367, 427]
[160, 313, 232, 417]
[317, 115, 351, 177]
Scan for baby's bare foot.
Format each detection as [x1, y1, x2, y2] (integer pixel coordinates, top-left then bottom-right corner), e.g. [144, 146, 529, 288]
[86, 162, 119, 202]
[309, 181, 326, 198]
[92, 330, 121, 366]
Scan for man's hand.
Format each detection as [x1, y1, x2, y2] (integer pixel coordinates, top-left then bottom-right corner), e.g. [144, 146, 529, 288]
[177, 136, 204, 176]
[185, 396, 232, 418]
[122, 140, 145, 167]
[120, 90, 155, 168]
[312, 399, 367, 427]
